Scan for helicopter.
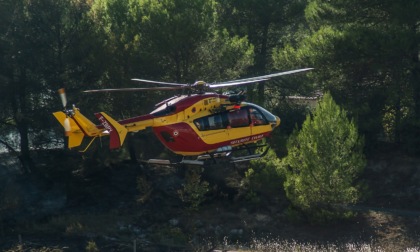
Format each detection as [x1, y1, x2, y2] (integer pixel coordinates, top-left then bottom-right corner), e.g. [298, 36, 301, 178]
[53, 68, 312, 165]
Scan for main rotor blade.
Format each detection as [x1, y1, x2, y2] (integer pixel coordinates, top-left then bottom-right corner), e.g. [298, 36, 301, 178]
[220, 68, 314, 84]
[131, 78, 188, 86]
[208, 78, 269, 88]
[83, 86, 186, 93]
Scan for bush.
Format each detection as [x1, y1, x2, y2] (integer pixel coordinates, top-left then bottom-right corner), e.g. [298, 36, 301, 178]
[137, 175, 152, 204]
[177, 167, 209, 211]
[85, 240, 99, 252]
[283, 93, 366, 223]
[245, 149, 285, 200]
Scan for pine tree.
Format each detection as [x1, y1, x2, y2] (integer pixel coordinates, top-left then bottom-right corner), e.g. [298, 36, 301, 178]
[284, 92, 366, 223]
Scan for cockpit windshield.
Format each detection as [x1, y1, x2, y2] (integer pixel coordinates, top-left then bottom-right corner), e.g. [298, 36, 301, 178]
[247, 103, 277, 123]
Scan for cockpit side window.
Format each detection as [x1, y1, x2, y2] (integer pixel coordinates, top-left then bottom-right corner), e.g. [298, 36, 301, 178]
[228, 107, 249, 127]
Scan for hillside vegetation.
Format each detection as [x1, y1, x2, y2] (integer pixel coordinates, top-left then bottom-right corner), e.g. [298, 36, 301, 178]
[1, 0, 419, 250]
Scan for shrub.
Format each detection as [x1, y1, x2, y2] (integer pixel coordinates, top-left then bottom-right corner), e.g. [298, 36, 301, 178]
[177, 167, 209, 211]
[136, 175, 152, 203]
[245, 149, 285, 202]
[85, 240, 99, 252]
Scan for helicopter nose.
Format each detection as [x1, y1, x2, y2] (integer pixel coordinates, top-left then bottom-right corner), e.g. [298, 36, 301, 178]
[276, 116, 281, 127]
[270, 116, 281, 129]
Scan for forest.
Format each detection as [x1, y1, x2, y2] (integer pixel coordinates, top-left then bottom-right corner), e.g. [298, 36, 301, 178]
[1, 0, 420, 251]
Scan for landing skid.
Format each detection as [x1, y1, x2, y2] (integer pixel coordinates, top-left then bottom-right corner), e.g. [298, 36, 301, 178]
[230, 146, 270, 163]
[145, 158, 205, 166]
[143, 143, 270, 166]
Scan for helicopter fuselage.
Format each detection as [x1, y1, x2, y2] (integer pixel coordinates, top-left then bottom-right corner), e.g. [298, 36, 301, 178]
[118, 93, 280, 156]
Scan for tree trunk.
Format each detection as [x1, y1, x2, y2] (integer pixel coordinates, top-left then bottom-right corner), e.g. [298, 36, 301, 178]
[11, 75, 34, 173]
[127, 133, 138, 163]
[411, 50, 420, 119]
[17, 121, 33, 173]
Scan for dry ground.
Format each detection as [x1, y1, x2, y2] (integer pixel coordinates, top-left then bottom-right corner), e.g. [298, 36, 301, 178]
[1, 150, 420, 251]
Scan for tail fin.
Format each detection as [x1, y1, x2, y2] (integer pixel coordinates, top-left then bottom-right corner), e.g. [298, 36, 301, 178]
[95, 112, 128, 149]
[53, 111, 85, 148]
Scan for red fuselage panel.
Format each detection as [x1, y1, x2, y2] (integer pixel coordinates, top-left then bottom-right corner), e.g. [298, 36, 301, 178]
[153, 123, 209, 153]
[153, 123, 271, 155]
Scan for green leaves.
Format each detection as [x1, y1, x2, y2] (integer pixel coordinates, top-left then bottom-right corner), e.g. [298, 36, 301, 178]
[177, 167, 209, 211]
[284, 93, 366, 223]
[275, 0, 420, 151]
[194, 29, 254, 81]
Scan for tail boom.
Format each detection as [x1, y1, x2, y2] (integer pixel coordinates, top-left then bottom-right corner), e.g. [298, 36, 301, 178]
[54, 107, 154, 150]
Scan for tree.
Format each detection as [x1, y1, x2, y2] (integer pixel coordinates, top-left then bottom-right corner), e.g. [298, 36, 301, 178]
[0, 0, 98, 170]
[273, 0, 420, 153]
[193, 29, 254, 81]
[138, 0, 216, 83]
[283, 93, 366, 223]
[217, 0, 307, 103]
[89, 0, 254, 116]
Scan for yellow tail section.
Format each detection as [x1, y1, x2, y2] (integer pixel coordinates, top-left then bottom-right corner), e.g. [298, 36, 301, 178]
[53, 108, 102, 149]
[53, 108, 141, 150]
[53, 111, 85, 148]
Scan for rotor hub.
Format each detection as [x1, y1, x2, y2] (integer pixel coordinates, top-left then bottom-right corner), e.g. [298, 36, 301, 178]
[193, 80, 206, 86]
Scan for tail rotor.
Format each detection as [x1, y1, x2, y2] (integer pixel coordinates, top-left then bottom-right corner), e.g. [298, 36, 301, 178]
[58, 88, 71, 136]
[58, 88, 67, 108]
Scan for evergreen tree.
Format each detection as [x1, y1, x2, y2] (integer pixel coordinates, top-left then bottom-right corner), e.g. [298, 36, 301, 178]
[283, 93, 366, 223]
[217, 0, 308, 104]
[273, 0, 420, 153]
[0, 0, 96, 170]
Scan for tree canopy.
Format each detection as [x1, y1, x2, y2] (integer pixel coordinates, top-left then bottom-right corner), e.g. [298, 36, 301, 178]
[0, 0, 419, 168]
[283, 93, 366, 223]
[274, 0, 420, 152]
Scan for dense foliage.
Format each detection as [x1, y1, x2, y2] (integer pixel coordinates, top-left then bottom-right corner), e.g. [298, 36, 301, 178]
[274, 0, 420, 153]
[283, 93, 366, 223]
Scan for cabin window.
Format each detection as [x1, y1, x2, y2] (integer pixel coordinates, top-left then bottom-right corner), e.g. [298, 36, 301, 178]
[194, 107, 250, 131]
[227, 108, 249, 127]
[194, 113, 229, 131]
[193, 105, 273, 131]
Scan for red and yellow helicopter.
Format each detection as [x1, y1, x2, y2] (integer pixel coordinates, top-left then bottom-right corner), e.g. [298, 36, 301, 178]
[53, 68, 312, 165]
